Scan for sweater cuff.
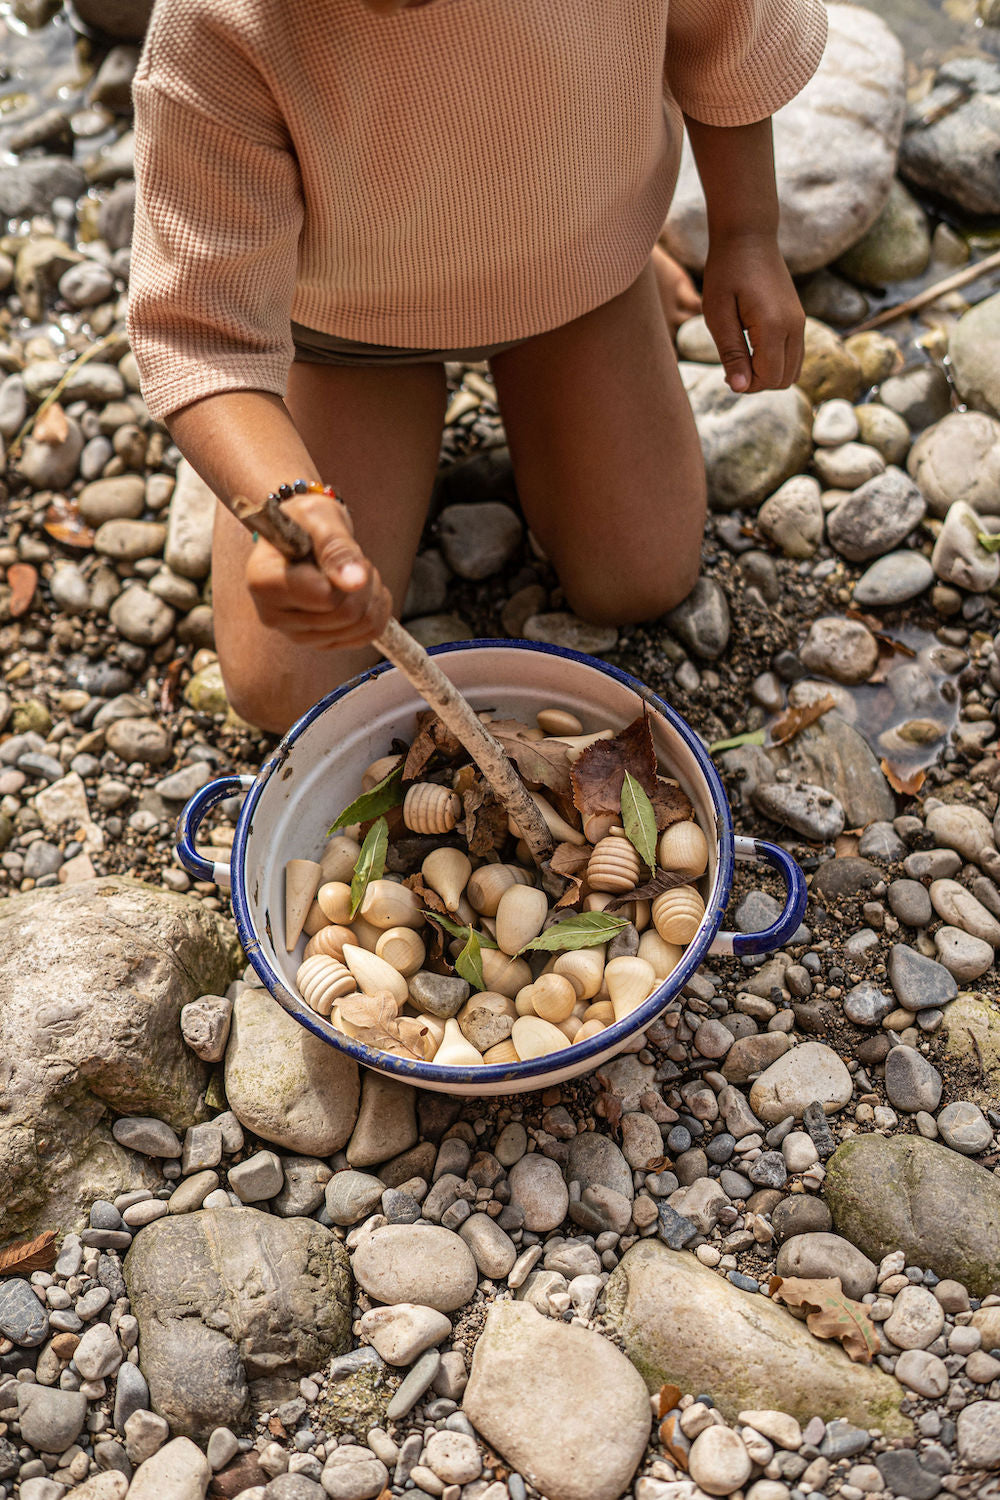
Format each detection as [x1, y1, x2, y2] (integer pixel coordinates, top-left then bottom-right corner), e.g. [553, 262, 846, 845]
[669, 0, 828, 129]
[137, 349, 290, 426]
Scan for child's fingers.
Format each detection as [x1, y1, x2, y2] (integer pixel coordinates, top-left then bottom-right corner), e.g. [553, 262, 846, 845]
[287, 493, 369, 592]
[708, 301, 753, 393]
[747, 328, 788, 391]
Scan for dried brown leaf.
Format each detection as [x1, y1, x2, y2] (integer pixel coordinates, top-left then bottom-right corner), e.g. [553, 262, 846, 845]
[594, 1069, 623, 1138]
[462, 774, 510, 857]
[769, 1275, 879, 1364]
[7, 563, 38, 619]
[549, 840, 592, 909]
[489, 720, 573, 798]
[769, 692, 836, 747]
[0, 1230, 57, 1275]
[880, 759, 927, 798]
[337, 992, 399, 1030]
[43, 497, 95, 550]
[652, 777, 694, 832]
[403, 711, 465, 780]
[402, 871, 450, 917]
[607, 867, 693, 908]
[834, 833, 860, 859]
[571, 713, 658, 822]
[34, 401, 68, 446]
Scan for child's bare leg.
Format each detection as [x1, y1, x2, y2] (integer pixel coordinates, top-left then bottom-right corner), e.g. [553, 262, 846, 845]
[490, 259, 706, 626]
[211, 360, 446, 733]
[652, 243, 702, 335]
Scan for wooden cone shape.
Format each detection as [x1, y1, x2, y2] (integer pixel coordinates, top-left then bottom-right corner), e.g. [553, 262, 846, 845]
[285, 859, 322, 951]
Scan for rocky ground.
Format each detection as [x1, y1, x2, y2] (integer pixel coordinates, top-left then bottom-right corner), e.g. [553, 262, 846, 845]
[4, 2, 1000, 1500]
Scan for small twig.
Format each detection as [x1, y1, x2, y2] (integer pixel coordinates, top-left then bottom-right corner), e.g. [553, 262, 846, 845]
[848, 248, 1000, 335]
[8, 331, 120, 459]
[231, 494, 557, 874]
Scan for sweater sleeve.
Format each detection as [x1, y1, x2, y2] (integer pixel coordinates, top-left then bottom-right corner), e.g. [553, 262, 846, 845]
[665, 0, 828, 128]
[128, 77, 304, 424]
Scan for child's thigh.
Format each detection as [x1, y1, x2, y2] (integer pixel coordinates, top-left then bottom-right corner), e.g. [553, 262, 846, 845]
[490, 261, 706, 625]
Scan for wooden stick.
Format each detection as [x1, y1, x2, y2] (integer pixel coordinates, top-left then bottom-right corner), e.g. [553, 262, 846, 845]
[848, 248, 1000, 335]
[231, 494, 557, 871]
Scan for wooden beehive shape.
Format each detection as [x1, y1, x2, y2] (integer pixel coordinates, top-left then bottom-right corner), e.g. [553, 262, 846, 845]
[403, 781, 462, 834]
[651, 885, 705, 945]
[587, 834, 641, 894]
[296, 954, 357, 1017]
[303, 923, 354, 962]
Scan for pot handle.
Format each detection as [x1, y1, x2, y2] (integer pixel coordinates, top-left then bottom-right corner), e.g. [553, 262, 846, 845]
[175, 774, 255, 891]
[708, 835, 807, 957]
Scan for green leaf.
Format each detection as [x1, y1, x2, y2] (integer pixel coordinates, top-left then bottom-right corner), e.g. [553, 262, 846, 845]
[455, 928, 486, 991]
[709, 729, 766, 754]
[621, 769, 658, 871]
[423, 911, 499, 949]
[327, 766, 404, 836]
[518, 910, 629, 955]
[978, 531, 1000, 553]
[349, 816, 388, 918]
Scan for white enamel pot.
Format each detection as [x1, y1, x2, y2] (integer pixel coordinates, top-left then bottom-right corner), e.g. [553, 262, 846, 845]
[177, 640, 806, 1096]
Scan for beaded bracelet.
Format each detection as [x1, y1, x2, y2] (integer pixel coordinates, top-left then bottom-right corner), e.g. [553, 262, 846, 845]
[268, 478, 342, 505]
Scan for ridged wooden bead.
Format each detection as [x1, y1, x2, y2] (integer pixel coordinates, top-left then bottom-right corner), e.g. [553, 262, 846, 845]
[658, 820, 709, 879]
[303, 923, 354, 962]
[374, 926, 426, 977]
[296, 955, 357, 1017]
[651, 885, 706, 945]
[587, 834, 641, 894]
[466, 863, 534, 917]
[495, 884, 549, 956]
[402, 782, 461, 834]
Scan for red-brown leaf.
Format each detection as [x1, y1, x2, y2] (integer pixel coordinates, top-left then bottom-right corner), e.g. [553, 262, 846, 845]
[0, 1230, 57, 1275]
[403, 711, 465, 780]
[7, 563, 38, 618]
[769, 1275, 880, 1364]
[43, 497, 95, 550]
[571, 713, 657, 821]
[549, 840, 592, 909]
[34, 401, 69, 446]
[489, 720, 573, 798]
[769, 692, 836, 747]
[461, 774, 510, 857]
[880, 759, 927, 798]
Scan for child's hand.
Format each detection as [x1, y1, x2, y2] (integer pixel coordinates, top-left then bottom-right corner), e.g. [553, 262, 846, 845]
[700, 231, 805, 395]
[245, 490, 392, 650]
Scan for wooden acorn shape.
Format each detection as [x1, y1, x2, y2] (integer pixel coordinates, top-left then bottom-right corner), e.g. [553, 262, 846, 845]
[637, 929, 685, 980]
[587, 834, 641, 894]
[403, 782, 461, 835]
[582, 999, 615, 1025]
[495, 883, 550, 956]
[658, 820, 709, 879]
[508, 790, 586, 847]
[511, 1014, 570, 1061]
[303, 923, 354, 962]
[359, 878, 425, 930]
[574, 1018, 607, 1043]
[604, 955, 658, 1022]
[466, 863, 534, 917]
[522, 972, 577, 1024]
[285, 858, 322, 951]
[317, 880, 353, 925]
[651, 885, 706, 945]
[320, 836, 361, 883]
[482, 1038, 520, 1065]
[362, 754, 401, 791]
[421, 847, 472, 911]
[416, 1012, 446, 1057]
[374, 926, 426, 977]
[295, 954, 357, 1017]
[554, 947, 605, 1001]
[342, 943, 409, 1009]
[536, 707, 583, 736]
[435, 1017, 485, 1068]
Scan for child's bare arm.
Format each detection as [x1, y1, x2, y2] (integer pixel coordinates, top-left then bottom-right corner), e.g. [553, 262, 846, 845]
[684, 116, 805, 394]
[168, 391, 391, 650]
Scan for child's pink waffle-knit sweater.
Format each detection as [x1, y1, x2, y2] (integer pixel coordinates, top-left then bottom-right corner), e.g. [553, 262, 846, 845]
[128, 0, 827, 423]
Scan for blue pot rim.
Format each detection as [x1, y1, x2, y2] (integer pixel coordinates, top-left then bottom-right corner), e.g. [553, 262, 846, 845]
[229, 638, 736, 1085]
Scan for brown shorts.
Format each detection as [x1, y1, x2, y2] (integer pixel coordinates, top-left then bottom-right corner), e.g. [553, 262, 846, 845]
[290, 321, 527, 366]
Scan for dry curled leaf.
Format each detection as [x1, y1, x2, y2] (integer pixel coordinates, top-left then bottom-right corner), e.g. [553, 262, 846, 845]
[34, 401, 69, 446]
[7, 563, 38, 619]
[880, 759, 927, 798]
[336, 991, 425, 1060]
[489, 720, 573, 798]
[403, 710, 465, 780]
[549, 840, 591, 909]
[461, 773, 510, 857]
[769, 692, 836, 747]
[607, 867, 693, 909]
[43, 496, 95, 550]
[769, 1275, 880, 1364]
[402, 871, 449, 916]
[0, 1230, 57, 1275]
[593, 1069, 623, 1138]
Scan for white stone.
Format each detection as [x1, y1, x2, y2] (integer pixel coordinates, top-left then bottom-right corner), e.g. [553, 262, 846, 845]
[352, 1225, 478, 1312]
[812, 400, 859, 447]
[358, 1303, 451, 1366]
[929, 880, 1000, 946]
[749, 1043, 853, 1123]
[508, 1154, 570, 1232]
[931, 500, 1000, 593]
[164, 460, 216, 581]
[757, 475, 825, 559]
[73, 1322, 123, 1380]
[128, 1436, 211, 1500]
[812, 442, 885, 490]
[907, 411, 1000, 518]
[884, 1285, 945, 1350]
[958, 1400, 1000, 1468]
[780, 1132, 818, 1173]
[737, 1410, 802, 1450]
[424, 1430, 483, 1485]
[894, 1349, 949, 1398]
[925, 804, 996, 865]
[687, 1426, 752, 1497]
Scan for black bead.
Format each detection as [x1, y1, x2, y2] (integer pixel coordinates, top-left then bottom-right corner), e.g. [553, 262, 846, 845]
[293, 478, 309, 493]
[278, 483, 293, 500]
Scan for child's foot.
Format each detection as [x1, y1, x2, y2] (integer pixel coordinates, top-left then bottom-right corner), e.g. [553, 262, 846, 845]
[652, 243, 702, 337]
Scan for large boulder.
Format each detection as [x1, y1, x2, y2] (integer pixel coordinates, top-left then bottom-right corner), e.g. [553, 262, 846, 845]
[604, 1240, 910, 1435]
[941, 995, 1000, 1111]
[824, 1134, 1000, 1297]
[0, 878, 241, 1240]
[900, 56, 1000, 217]
[665, 6, 905, 275]
[124, 1208, 352, 1439]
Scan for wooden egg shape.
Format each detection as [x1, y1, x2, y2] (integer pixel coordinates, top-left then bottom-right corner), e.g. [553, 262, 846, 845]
[296, 954, 356, 1017]
[479, 947, 534, 1000]
[495, 883, 550, 956]
[514, 986, 538, 1017]
[421, 847, 472, 911]
[403, 782, 461, 835]
[509, 791, 586, 847]
[435, 1017, 485, 1067]
[304, 923, 354, 962]
[605, 955, 658, 1022]
[374, 926, 426, 977]
[342, 943, 409, 1009]
[583, 891, 613, 913]
[524, 973, 577, 1024]
[553, 947, 605, 1001]
[583, 810, 618, 845]
[637, 929, 685, 980]
[285, 858, 322, 951]
[350, 914, 383, 952]
[467, 863, 534, 916]
[574, 1019, 606, 1043]
[658, 820, 709, 879]
[536, 707, 583, 736]
[582, 999, 615, 1025]
[512, 1015, 570, 1061]
[482, 1039, 520, 1065]
[556, 1014, 584, 1042]
[362, 754, 401, 791]
[587, 834, 641, 894]
[302, 899, 330, 938]
[416, 1012, 446, 1057]
[360, 878, 425, 930]
[651, 885, 706, 945]
[320, 836, 361, 884]
[317, 880, 353, 925]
